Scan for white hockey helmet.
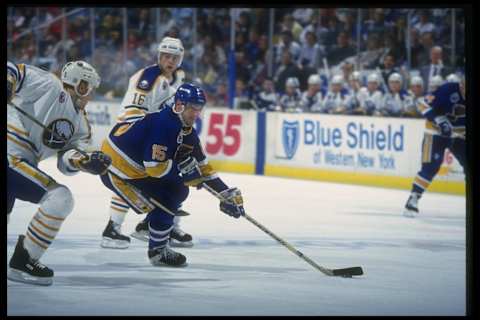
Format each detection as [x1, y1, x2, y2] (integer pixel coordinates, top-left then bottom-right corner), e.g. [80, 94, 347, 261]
[410, 75, 424, 87]
[429, 75, 444, 88]
[61, 61, 101, 97]
[446, 73, 460, 83]
[367, 73, 380, 84]
[351, 71, 361, 81]
[286, 77, 300, 87]
[388, 72, 402, 84]
[308, 74, 321, 85]
[331, 74, 344, 85]
[158, 37, 184, 68]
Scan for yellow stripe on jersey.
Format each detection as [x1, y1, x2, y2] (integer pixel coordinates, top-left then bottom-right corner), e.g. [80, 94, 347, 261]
[422, 134, 433, 163]
[144, 160, 172, 178]
[8, 156, 53, 188]
[101, 139, 148, 179]
[7, 135, 39, 158]
[109, 173, 155, 214]
[7, 124, 29, 136]
[117, 108, 147, 122]
[414, 175, 430, 189]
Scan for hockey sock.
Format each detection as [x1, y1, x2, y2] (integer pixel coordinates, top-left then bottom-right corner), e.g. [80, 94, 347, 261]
[109, 194, 129, 226]
[148, 222, 174, 250]
[23, 185, 73, 260]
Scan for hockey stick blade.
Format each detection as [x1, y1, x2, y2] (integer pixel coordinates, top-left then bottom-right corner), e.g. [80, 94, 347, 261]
[332, 266, 364, 277]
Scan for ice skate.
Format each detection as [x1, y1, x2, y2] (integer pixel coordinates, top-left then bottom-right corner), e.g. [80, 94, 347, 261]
[8, 235, 54, 286]
[101, 220, 131, 249]
[148, 245, 187, 267]
[130, 219, 149, 242]
[403, 193, 420, 218]
[169, 227, 194, 248]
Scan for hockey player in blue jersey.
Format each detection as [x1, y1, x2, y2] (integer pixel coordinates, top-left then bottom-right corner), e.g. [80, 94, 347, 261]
[98, 83, 245, 266]
[403, 78, 466, 217]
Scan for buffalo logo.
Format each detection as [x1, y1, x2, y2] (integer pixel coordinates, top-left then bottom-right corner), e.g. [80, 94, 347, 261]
[42, 118, 75, 149]
[139, 80, 149, 90]
[449, 92, 460, 104]
[282, 120, 300, 159]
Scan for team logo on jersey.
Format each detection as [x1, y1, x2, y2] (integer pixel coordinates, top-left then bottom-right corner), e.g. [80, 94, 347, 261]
[162, 80, 168, 90]
[59, 91, 66, 103]
[450, 92, 460, 104]
[282, 120, 300, 159]
[42, 118, 74, 149]
[139, 80, 149, 90]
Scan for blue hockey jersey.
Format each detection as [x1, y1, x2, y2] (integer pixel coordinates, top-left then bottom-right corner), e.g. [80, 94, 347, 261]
[418, 82, 465, 137]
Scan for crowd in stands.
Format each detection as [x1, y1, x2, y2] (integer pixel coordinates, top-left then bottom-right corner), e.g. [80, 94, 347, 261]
[7, 7, 465, 117]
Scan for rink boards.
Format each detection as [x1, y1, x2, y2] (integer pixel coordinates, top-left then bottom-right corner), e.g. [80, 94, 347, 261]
[86, 102, 465, 195]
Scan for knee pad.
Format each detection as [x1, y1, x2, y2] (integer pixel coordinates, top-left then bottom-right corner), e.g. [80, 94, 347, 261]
[39, 184, 74, 219]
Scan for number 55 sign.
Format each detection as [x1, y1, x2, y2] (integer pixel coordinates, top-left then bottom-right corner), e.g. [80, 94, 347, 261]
[199, 109, 257, 163]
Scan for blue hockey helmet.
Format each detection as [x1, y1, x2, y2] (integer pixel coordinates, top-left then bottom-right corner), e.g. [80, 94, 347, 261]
[174, 83, 207, 111]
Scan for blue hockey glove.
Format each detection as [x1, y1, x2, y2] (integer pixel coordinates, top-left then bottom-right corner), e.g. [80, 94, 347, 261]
[434, 116, 452, 137]
[177, 156, 203, 187]
[219, 187, 245, 218]
[71, 151, 111, 175]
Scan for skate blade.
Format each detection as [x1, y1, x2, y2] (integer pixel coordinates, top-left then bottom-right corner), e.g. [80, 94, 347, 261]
[7, 268, 53, 286]
[403, 209, 418, 218]
[169, 240, 194, 248]
[101, 237, 130, 249]
[130, 231, 149, 242]
[149, 261, 188, 268]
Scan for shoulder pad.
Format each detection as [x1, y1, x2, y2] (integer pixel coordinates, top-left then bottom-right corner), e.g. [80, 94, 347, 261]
[136, 65, 162, 92]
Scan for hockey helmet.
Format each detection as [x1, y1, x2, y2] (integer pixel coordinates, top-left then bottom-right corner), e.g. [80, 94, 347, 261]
[175, 83, 207, 111]
[367, 73, 380, 84]
[429, 75, 444, 88]
[61, 61, 100, 97]
[158, 37, 184, 68]
[286, 77, 300, 88]
[446, 73, 460, 83]
[388, 72, 402, 84]
[331, 74, 343, 85]
[410, 76, 424, 87]
[351, 71, 361, 81]
[308, 74, 321, 85]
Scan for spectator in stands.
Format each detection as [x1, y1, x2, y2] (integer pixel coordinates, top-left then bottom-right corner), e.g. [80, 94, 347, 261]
[413, 10, 435, 36]
[279, 77, 303, 113]
[322, 74, 351, 114]
[245, 29, 261, 67]
[275, 29, 302, 65]
[233, 78, 255, 110]
[211, 82, 229, 107]
[293, 8, 314, 27]
[273, 50, 302, 93]
[281, 14, 303, 41]
[255, 77, 280, 111]
[379, 53, 399, 91]
[416, 31, 435, 67]
[326, 31, 356, 67]
[419, 46, 453, 92]
[298, 31, 325, 70]
[321, 15, 343, 48]
[300, 74, 324, 113]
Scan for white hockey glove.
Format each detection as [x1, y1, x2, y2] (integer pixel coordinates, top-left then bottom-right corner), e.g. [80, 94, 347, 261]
[219, 187, 245, 219]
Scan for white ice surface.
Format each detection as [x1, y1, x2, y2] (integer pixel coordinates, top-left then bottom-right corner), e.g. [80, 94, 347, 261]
[7, 158, 466, 316]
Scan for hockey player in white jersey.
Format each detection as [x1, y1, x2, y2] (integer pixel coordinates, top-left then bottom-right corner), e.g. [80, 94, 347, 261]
[380, 72, 410, 117]
[299, 74, 324, 112]
[357, 73, 384, 116]
[100, 36, 192, 249]
[7, 60, 111, 286]
[322, 74, 351, 114]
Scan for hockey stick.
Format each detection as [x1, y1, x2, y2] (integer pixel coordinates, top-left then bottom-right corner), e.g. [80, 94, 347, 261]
[200, 183, 364, 278]
[8, 102, 187, 217]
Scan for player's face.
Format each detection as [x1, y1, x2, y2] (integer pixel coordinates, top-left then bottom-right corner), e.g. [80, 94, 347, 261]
[367, 81, 378, 92]
[389, 81, 401, 92]
[410, 84, 423, 96]
[181, 104, 203, 127]
[159, 53, 179, 74]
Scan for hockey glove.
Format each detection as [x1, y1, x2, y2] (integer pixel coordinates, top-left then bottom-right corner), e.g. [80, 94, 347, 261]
[177, 156, 203, 187]
[70, 151, 112, 175]
[434, 116, 452, 137]
[219, 187, 245, 218]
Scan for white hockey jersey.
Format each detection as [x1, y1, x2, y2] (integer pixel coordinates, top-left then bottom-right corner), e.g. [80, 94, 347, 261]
[381, 90, 410, 117]
[322, 90, 351, 114]
[357, 87, 384, 114]
[7, 61, 92, 174]
[117, 64, 185, 122]
[300, 90, 324, 112]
